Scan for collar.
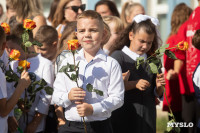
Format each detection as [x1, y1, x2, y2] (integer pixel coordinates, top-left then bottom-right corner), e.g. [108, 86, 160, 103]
[122, 46, 147, 61]
[76, 48, 107, 62]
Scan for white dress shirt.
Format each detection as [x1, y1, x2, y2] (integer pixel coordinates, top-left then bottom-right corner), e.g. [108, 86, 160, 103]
[52, 48, 124, 122]
[0, 68, 8, 133]
[9, 54, 54, 132]
[122, 46, 163, 100]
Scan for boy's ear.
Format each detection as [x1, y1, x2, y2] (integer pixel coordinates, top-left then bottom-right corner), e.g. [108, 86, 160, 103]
[129, 31, 134, 41]
[52, 41, 57, 47]
[75, 32, 78, 37]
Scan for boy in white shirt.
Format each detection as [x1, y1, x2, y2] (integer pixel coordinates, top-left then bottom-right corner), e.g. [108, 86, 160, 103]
[52, 10, 124, 133]
[0, 25, 31, 133]
[6, 24, 54, 133]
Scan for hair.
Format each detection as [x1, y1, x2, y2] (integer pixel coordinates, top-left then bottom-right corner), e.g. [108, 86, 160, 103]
[59, 21, 77, 51]
[48, 0, 60, 23]
[103, 15, 124, 34]
[169, 3, 192, 38]
[95, 0, 120, 17]
[0, 4, 3, 16]
[0, 27, 6, 47]
[121, 2, 144, 28]
[77, 10, 104, 28]
[110, 19, 160, 55]
[192, 29, 200, 50]
[35, 25, 58, 46]
[7, 0, 43, 21]
[102, 21, 111, 46]
[7, 23, 33, 46]
[52, 0, 73, 27]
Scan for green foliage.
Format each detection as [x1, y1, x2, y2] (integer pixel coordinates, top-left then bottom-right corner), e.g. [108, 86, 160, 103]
[165, 50, 177, 60]
[5, 65, 19, 82]
[24, 41, 32, 47]
[136, 57, 145, 69]
[22, 31, 29, 43]
[32, 41, 43, 47]
[14, 108, 22, 121]
[86, 83, 104, 96]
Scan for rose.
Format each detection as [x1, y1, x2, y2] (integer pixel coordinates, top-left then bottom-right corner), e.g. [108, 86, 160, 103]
[18, 60, 31, 70]
[9, 49, 21, 61]
[23, 19, 36, 30]
[67, 40, 80, 51]
[1, 22, 10, 35]
[177, 41, 189, 51]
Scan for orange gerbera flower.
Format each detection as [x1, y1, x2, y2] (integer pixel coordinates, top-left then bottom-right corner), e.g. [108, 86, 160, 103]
[23, 19, 36, 30]
[67, 40, 80, 51]
[9, 49, 21, 61]
[177, 41, 189, 51]
[1, 22, 10, 35]
[18, 60, 31, 70]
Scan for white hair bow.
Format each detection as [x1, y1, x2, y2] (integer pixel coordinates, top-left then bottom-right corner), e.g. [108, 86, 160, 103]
[133, 14, 160, 26]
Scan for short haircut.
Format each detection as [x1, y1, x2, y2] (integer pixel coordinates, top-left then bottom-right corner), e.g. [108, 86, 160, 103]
[77, 10, 104, 29]
[0, 26, 6, 47]
[35, 25, 58, 46]
[192, 29, 200, 50]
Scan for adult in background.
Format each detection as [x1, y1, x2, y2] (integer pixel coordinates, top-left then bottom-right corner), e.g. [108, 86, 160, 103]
[47, 0, 60, 25]
[162, 4, 192, 133]
[95, 0, 120, 17]
[52, 0, 85, 38]
[7, 0, 46, 37]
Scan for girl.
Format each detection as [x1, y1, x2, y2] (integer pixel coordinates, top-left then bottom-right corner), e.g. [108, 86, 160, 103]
[110, 14, 165, 133]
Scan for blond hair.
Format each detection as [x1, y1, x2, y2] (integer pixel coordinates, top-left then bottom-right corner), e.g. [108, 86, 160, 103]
[121, 2, 144, 27]
[103, 15, 124, 34]
[7, 0, 43, 21]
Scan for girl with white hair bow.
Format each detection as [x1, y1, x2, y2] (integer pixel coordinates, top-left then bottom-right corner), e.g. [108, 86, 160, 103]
[110, 14, 165, 133]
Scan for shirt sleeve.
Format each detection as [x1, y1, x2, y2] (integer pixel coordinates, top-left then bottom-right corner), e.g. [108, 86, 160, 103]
[0, 68, 7, 99]
[91, 60, 124, 115]
[35, 62, 54, 115]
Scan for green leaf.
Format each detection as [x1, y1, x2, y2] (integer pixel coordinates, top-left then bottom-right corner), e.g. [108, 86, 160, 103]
[17, 66, 23, 73]
[165, 50, 177, 60]
[24, 41, 32, 47]
[37, 79, 47, 86]
[159, 44, 169, 53]
[166, 126, 173, 132]
[32, 41, 43, 47]
[45, 86, 54, 95]
[34, 86, 43, 93]
[71, 73, 78, 81]
[174, 127, 181, 133]
[136, 57, 145, 69]
[149, 62, 158, 74]
[86, 83, 93, 92]
[59, 65, 68, 73]
[93, 89, 104, 96]
[14, 108, 22, 121]
[22, 31, 29, 43]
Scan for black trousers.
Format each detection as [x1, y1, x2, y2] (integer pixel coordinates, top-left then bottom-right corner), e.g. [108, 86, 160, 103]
[58, 118, 113, 133]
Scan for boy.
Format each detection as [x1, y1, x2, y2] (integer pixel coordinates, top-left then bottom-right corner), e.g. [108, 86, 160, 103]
[0, 26, 31, 133]
[192, 29, 200, 132]
[6, 24, 54, 133]
[52, 10, 124, 133]
[34, 25, 58, 63]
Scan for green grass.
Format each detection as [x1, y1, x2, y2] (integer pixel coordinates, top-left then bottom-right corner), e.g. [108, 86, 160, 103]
[157, 116, 168, 133]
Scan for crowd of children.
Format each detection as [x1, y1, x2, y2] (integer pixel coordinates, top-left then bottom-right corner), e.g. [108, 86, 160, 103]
[1, 0, 200, 133]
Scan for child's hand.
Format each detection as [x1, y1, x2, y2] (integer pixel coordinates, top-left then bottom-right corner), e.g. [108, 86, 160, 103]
[24, 121, 38, 133]
[68, 87, 86, 102]
[8, 116, 18, 133]
[136, 79, 151, 91]
[17, 100, 30, 113]
[166, 69, 178, 80]
[156, 73, 166, 88]
[122, 70, 130, 81]
[18, 71, 31, 89]
[76, 102, 93, 117]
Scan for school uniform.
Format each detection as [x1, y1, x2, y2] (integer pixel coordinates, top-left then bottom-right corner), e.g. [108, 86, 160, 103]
[52, 48, 124, 133]
[110, 46, 162, 133]
[9, 54, 54, 133]
[0, 67, 8, 133]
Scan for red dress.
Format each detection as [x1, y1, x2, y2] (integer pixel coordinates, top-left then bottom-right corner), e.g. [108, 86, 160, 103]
[163, 34, 183, 112]
[185, 6, 200, 94]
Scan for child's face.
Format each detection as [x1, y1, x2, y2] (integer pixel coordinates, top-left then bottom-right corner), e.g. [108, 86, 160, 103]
[96, 4, 113, 17]
[76, 18, 104, 54]
[34, 43, 56, 61]
[127, 6, 145, 24]
[129, 28, 154, 55]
